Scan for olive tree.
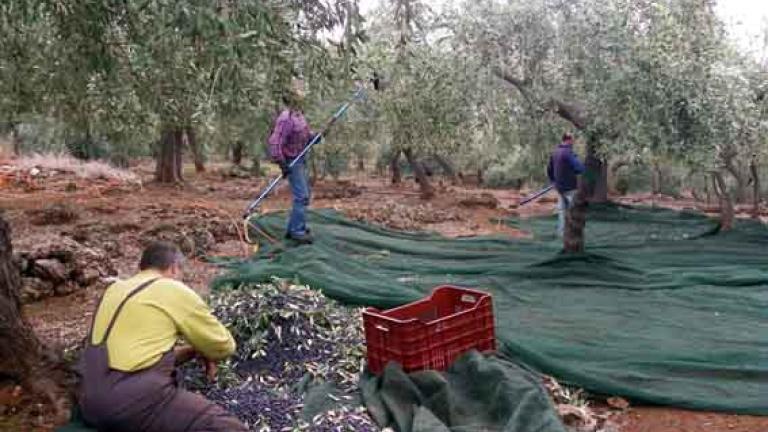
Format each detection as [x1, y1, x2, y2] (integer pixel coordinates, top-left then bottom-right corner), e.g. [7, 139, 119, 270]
[360, 0, 477, 197]
[32, 0, 361, 182]
[449, 0, 754, 250]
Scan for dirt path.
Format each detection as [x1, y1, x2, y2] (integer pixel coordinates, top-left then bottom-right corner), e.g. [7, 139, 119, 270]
[2, 164, 766, 432]
[621, 407, 767, 432]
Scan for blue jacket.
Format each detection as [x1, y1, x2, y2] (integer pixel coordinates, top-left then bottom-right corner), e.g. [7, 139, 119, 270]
[547, 143, 585, 193]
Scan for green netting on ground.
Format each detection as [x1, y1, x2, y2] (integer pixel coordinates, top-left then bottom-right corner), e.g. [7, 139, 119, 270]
[216, 204, 768, 415]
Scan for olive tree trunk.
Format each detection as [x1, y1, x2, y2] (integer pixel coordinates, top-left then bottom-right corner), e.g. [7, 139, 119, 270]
[250, 157, 261, 176]
[433, 154, 459, 185]
[403, 148, 434, 199]
[750, 155, 760, 219]
[0, 214, 68, 421]
[712, 172, 734, 231]
[232, 141, 244, 166]
[155, 128, 184, 183]
[651, 163, 662, 195]
[584, 144, 609, 203]
[564, 188, 588, 253]
[185, 127, 205, 173]
[563, 140, 607, 252]
[309, 157, 318, 186]
[11, 122, 22, 156]
[390, 151, 402, 185]
[722, 159, 748, 204]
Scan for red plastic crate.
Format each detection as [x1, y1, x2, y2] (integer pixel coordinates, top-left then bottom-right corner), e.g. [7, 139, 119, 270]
[363, 285, 496, 374]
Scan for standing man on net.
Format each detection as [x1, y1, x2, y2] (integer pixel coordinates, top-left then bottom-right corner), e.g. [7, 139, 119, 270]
[77, 241, 247, 432]
[547, 132, 586, 237]
[268, 89, 319, 244]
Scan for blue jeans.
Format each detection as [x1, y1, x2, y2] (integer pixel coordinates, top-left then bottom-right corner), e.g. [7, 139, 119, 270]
[557, 190, 576, 237]
[287, 159, 310, 236]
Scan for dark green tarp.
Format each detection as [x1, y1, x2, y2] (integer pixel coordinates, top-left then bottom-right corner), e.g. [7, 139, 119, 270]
[361, 351, 566, 432]
[218, 204, 768, 415]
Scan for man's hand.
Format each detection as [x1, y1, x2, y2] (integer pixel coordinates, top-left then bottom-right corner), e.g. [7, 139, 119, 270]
[173, 345, 198, 366]
[278, 161, 291, 178]
[202, 358, 218, 383]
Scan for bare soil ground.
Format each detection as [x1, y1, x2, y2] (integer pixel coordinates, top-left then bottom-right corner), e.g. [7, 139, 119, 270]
[1, 161, 765, 431]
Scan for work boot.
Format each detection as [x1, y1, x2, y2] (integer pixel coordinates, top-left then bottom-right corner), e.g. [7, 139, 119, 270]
[286, 232, 314, 244]
[285, 228, 311, 239]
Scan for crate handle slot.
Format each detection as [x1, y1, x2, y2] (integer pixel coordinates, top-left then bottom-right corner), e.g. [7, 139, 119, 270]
[375, 325, 389, 332]
[460, 294, 477, 303]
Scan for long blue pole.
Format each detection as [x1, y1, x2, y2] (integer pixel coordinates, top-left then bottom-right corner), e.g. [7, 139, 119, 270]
[243, 87, 367, 217]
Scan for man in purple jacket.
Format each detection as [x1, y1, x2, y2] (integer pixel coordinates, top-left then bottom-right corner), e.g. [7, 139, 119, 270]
[268, 91, 317, 244]
[547, 133, 586, 236]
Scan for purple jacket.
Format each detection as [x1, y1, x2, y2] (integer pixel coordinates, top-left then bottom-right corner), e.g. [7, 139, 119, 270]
[268, 110, 312, 162]
[547, 143, 585, 193]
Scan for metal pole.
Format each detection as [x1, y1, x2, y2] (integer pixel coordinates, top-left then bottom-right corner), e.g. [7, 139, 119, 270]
[518, 184, 555, 206]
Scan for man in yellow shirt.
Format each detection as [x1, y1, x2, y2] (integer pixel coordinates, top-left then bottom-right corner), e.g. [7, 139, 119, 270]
[77, 241, 247, 432]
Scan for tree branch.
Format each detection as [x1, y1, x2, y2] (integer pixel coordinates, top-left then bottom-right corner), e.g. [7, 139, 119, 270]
[493, 68, 588, 130]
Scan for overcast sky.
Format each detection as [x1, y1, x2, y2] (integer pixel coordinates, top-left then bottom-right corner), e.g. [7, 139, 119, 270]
[359, 0, 768, 57]
[717, 0, 768, 56]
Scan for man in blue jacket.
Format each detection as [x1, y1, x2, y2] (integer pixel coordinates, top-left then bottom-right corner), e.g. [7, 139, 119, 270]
[547, 133, 586, 237]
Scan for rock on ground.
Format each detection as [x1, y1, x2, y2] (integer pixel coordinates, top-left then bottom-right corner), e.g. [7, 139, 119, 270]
[15, 236, 117, 304]
[25, 203, 80, 226]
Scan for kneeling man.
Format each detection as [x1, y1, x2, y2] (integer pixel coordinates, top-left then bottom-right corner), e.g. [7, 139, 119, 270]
[78, 241, 246, 432]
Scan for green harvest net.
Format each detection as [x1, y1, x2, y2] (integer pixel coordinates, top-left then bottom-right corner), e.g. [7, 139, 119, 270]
[216, 204, 768, 415]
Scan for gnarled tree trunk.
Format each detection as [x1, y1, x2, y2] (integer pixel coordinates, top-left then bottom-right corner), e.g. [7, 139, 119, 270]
[232, 141, 244, 166]
[584, 143, 608, 203]
[0, 214, 68, 422]
[750, 155, 760, 219]
[651, 162, 662, 195]
[390, 151, 402, 185]
[433, 154, 459, 185]
[723, 160, 747, 204]
[712, 172, 734, 231]
[309, 157, 318, 186]
[561, 147, 607, 252]
[250, 157, 261, 176]
[11, 122, 22, 156]
[403, 148, 434, 199]
[185, 127, 205, 173]
[564, 188, 588, 253]
[609, 159, 629, 194]
[563, 140, 607, 252]
[155, 128, 184, 183]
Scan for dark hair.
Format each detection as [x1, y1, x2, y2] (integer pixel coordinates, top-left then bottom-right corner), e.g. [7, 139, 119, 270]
[282, 91, 300, 109]
[562, 132, 573, 142]
[139, 241, 183, 271]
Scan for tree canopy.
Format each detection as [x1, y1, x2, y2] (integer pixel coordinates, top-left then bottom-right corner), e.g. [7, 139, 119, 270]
[1, 0, 766, 206]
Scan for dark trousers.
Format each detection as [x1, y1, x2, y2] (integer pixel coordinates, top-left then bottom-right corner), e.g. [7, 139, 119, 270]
[78, 350, 247, 432]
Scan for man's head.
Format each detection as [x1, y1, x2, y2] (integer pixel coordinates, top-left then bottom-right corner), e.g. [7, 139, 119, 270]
[562, 132, 574, 145]
[282, 79, 306, 110]
[139, 241, 184, 278]
[282, 90, 305, 111]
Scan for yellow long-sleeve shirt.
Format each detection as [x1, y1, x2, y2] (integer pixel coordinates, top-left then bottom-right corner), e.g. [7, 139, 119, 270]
[90, 270, 236, 372]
